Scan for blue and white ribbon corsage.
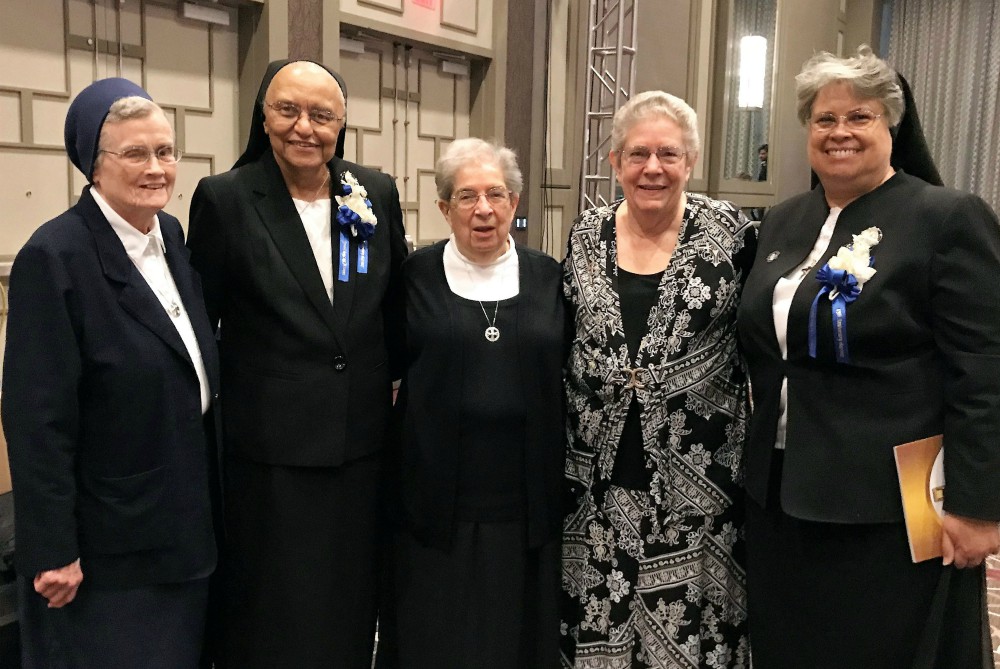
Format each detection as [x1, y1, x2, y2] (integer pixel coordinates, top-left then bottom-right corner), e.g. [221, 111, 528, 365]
[808, 226, 881, 363]
[334, 171, 378, 281]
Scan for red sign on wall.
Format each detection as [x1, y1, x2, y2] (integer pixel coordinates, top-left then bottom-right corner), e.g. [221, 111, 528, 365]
[413, 0, 436, 9]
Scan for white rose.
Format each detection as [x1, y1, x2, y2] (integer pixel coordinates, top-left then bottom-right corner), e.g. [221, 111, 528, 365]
[854, 226, 882, 248]
[827, 246, 877, 284]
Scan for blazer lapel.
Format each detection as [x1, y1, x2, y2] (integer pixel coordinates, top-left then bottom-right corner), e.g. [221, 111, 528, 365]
[250, 154, 343, 344]
[78, 190, 192, 365]
[329, 157, 358, 331]
[765, 187, 832, 279]
[163, 223, 220, 393]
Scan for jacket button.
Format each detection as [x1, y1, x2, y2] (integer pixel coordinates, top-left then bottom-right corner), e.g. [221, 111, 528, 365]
[333, 355, 347, 372]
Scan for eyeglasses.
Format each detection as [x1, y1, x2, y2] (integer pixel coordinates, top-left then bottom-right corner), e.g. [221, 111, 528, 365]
[265, 101, 344, 126]
[449, 187, 512, 210]
[99, 145, 181, 165]
[810, 110, 883, 132]
[619, 146, 687, 166]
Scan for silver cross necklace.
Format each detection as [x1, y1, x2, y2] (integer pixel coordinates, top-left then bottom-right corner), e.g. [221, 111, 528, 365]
[479, 300, 501, 342]
[461, 258, 501, 342]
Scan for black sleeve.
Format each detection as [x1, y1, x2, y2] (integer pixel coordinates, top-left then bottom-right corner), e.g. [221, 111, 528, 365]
[2, 240, 83, 574]
[381, 174, 409, 381]
[930, 193, 1000, 520]
[186, 177, 228, 331]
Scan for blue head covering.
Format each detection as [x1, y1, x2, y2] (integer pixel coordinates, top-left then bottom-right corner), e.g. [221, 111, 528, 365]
[64, 77, 152, 182]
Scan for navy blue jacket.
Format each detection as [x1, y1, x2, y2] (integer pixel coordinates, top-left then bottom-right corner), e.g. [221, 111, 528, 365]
[2, 188, 219, 587]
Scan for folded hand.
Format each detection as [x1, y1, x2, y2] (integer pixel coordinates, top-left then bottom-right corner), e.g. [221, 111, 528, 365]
[941, 513, 1000, 569]
[34, 559, 83, 608]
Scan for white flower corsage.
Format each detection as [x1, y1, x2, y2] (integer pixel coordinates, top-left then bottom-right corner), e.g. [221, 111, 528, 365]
[809, 226, 882, 363]
[335, 171, 378, 240]
[825, 226, 881, 293]
[333, 171, 377, 281]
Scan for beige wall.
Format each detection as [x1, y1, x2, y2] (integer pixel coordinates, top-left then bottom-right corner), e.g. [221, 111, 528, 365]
[564, 0, 873, 217]
[770, 0, 843, 204]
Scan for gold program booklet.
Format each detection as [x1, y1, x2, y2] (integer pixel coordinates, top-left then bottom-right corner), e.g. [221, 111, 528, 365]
[893, 434, 944, 563]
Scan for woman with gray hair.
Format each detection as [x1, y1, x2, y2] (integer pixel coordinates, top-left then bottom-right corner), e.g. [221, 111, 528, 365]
[561, 91, 756, 667]
[3, 78, 219, 667]
[738, 46, 1000, 666]
[381, 137, 565, 667]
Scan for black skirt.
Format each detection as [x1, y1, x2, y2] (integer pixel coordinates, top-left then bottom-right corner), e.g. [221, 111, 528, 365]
[745, 493, 991, 669]
[385, 521, 560, 669]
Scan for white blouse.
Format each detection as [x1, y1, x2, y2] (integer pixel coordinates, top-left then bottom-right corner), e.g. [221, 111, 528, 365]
[293, 198, 334, 303]
[770, 207, 841, 449]
[94, 189, 210, 414]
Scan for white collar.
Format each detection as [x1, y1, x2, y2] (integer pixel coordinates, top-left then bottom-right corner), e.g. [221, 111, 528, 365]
[91, 188, 165, 260]
[445, 234, 517, 267]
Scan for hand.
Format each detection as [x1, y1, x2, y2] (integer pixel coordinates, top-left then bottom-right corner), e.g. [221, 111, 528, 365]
[940, 513, 1000, 569]
[34, 559, 83, 608]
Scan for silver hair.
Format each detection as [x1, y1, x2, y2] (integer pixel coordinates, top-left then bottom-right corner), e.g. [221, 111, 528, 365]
[435, 137, 523, 200]
[96, 96, 171, 169]
[610, 90, 701, 158]
[795, 45, 904, 126]
[104, 95, 162, 124]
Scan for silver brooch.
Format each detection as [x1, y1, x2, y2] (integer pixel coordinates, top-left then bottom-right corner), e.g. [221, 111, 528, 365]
[766, 251, 780, 263]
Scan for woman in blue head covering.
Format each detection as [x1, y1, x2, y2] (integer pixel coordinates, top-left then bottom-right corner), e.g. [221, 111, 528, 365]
[3, 78, 220, 668]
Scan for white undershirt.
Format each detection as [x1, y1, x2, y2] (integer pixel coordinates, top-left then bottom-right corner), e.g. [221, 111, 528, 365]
[443, 235, 520, 300]
[293, 198, 334, 303]
[92, 189, 210, 414]
[770, 207, 841, 449]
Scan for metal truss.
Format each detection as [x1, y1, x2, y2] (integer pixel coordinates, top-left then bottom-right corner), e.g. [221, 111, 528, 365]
[580, 0, 638, 211]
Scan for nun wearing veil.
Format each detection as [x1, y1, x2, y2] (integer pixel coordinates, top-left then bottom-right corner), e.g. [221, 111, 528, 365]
[187, 60, 408, 668]
[737, 47, 1000, 668]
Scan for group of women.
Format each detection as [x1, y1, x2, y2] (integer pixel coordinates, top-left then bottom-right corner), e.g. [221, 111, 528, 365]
[4, 42, 999, 669]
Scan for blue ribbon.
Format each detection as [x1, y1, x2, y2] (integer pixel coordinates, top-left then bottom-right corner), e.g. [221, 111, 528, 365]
[357, 240, 368, 274]
[337, 230, 350, 282]
[808, 264, 863, 363]
[334, 183, 376, 282]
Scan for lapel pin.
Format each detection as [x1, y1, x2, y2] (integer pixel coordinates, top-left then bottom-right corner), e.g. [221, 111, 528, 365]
[766, 251, 780, 263]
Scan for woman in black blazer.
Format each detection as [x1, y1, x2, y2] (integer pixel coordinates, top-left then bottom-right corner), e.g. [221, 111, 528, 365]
[186, 60, 408, 668]
[382, 138, 565, 668]
[737, 46, 1000, 668]
[3, 78, 219, 668]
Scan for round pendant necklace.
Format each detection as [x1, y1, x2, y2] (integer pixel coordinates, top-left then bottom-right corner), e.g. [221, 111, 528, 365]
[460, 256, 502, 342]
[479, 300, 500, 342]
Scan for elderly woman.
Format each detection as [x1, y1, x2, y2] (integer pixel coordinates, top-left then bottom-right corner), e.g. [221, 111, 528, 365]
[187, 60, 408, 667]
[384, 138, 565, 667]
[737, 46, 1000, 667]
[560, 91, 756, 667]
[2, 79, 219, 668]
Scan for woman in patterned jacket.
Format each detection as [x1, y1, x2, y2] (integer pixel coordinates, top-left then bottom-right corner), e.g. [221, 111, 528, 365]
[560, 90, 757, 668]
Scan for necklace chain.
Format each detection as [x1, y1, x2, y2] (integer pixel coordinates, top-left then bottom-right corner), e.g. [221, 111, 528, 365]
[461, 256, 501, 342]
[479, 299, 500, 342]
[294, 168, 331, 215]
[132, 242, 181, 317]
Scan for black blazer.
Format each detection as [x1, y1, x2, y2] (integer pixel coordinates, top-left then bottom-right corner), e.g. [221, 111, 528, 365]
[187, 150, 408, 467]
[738, 172, 1000, 524]
[392, 242, 566, 549]
[2, 188, 219, 588]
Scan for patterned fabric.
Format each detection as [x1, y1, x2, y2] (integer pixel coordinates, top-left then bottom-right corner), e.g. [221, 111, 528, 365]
[560, 194, 756, 668]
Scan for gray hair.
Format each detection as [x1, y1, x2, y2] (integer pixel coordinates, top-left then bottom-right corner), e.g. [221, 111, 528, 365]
[96, 96, 171, 168]
[104, 95, 163, 124]
[795, 45, 904, 126]
[610, 90, 701, 158]
[435, 137, 523, 200]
